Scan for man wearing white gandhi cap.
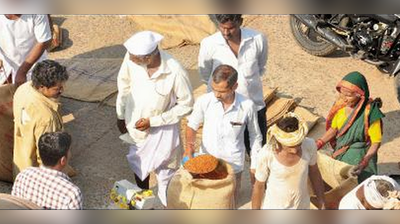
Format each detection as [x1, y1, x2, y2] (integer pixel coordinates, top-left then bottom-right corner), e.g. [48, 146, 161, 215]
[339, 175, 400, 209]
[116, 31, 194, 206]
[252, 112, 326, 209]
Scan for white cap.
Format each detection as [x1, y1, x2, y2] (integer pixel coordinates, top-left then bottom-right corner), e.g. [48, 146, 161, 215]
[123, 31, 164, 56]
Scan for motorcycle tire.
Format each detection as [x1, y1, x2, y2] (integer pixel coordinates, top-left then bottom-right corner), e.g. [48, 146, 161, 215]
[290, 15, 337, 57]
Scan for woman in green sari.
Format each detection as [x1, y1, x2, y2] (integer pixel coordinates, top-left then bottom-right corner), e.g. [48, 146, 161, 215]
[316, 71, 384, 183]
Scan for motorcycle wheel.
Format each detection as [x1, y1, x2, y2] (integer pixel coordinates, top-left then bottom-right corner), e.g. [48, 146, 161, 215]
[290, 15, 337, 57]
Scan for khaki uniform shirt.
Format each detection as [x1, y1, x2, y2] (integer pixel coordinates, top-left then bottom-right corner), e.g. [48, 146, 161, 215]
[13, 81, 63, 178]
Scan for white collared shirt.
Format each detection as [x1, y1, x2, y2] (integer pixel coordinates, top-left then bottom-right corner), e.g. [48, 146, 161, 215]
[198, 28, 268, 111]
[0, 15, 51, 84]
[187, 92, 262, 173]
[116, 50, 194, 143]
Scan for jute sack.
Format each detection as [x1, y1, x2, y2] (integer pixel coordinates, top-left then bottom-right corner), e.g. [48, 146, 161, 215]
[263, 86, 277, 105]
[309, 152, 358, 209]
[266, 97, 297, 127]
[293, 106, 321, 132]
[0, 84, 16, 182]
[0, 193, 41, 209]
[167, 160, 235, 209]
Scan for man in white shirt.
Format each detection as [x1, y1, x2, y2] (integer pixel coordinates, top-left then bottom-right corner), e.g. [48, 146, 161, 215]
[251, 113, 325, 209]
[116, 31, 193, 206]
[198, 14, 268, 183]
[0, 14, 52, 86]
[185, 64, 262, 208]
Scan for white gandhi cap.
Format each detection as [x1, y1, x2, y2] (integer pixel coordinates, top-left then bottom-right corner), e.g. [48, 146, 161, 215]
[124, 31, 164, 56]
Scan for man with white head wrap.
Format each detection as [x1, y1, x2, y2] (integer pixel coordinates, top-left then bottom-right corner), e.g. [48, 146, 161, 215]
[252, 112, 326, 209]
[339, 175, 400, 209]
[116, 31, 194, 206]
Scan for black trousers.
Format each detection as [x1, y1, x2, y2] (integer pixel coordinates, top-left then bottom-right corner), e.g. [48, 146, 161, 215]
[244, 106, 267, 156]
[134, 174, 150, 189]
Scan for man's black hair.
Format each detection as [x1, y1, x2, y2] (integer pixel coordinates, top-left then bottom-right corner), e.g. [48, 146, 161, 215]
[277, 117, 299, 133]
[32, 59, 69, 88]
[212, 64, 238, 88]
[38, 132, 72, 167]
[215, 14, 243, 25]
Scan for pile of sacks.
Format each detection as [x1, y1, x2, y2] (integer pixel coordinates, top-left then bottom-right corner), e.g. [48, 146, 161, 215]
[263, 86, 320, 132]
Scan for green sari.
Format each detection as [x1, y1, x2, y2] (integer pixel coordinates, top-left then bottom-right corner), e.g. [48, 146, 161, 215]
[326, 71, 384, 183]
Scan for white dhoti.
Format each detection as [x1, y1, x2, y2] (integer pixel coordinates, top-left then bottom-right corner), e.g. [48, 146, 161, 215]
[126, 123, 180, 206]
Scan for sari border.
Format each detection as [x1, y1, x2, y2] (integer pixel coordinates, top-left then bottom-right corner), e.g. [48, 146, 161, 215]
[337, 95, 365, 138]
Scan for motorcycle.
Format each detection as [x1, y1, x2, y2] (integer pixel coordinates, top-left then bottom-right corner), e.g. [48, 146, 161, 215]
[290, 14, 400, 103]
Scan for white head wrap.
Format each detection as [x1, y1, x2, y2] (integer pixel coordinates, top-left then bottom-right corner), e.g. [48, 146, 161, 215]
[364, 175, 400, 209]
[267, 112, 308, 148]
[123, 31, 164, 55]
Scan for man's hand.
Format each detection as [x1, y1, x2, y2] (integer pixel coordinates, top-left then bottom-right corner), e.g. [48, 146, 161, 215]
[14, 67, 28, 87]
[318, 199, 326, 210]
[135, 118, 150, 131]
[117, 119, 128, 134]
[0, 59, 3, 69]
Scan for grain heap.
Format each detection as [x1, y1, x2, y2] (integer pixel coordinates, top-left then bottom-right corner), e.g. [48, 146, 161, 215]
[184, 154, 228, 180]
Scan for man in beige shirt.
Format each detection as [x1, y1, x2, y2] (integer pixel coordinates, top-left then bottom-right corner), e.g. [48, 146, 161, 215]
[13, 60, 70, 178]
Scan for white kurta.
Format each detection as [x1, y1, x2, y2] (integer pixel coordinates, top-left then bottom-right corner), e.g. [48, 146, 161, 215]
[198, 28, 268, 111]
[116, 50, 193, 206]
[0, 14, 51, 84]
[116, 50, 193, 143]
[255, 138, 317, 209]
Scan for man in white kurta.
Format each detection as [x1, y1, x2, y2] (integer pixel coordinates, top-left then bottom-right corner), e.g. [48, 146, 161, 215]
[185, 64, 262, 207]
[116, 31, 193, 206]
[198, 14, 268, 183]
[0, 14, 51, 85]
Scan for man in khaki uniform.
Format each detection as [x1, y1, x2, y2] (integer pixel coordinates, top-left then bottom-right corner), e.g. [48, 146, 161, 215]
[13, 60, 70, 178]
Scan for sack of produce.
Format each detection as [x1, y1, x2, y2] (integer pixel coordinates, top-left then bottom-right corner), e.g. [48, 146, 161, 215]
[0, 84, 16, 182]
[167, 155, 235, 209]
[309, 152, 358, 209]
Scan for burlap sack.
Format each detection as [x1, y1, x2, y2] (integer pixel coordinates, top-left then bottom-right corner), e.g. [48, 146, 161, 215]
[0, 193, 41, 209]
[266, 97, 297, 127]
[263, 87, 277, 105]
[0, 84, 16, 182]
[129, 15, 217, 49]
[309, 152, 358, 209]
[128, 15, 261, 50]
[167, 160, 235, 209]
[47, 24, 63, 52]
[57, 58, 121, 104]
[293, 106, 321, 132]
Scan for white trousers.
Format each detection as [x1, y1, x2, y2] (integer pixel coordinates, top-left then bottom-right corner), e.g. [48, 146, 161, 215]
[154, 166, 177, 207]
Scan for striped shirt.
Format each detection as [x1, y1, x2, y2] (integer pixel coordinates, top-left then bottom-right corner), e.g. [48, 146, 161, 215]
[11, 166, 83, 209]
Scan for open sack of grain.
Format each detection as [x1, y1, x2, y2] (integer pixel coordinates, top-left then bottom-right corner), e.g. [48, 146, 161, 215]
[309, 152, 358, 209]
[167, 155, 236, 209]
